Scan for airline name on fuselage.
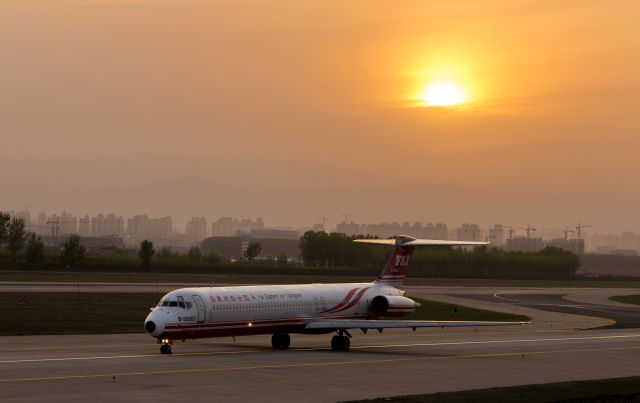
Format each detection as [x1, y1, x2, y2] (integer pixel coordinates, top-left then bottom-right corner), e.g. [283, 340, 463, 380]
[208, 292, 304, 303]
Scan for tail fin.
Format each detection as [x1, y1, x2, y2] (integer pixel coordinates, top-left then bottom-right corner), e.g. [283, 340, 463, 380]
[354, 236, 489, 287]
[377, 235, 417, 285]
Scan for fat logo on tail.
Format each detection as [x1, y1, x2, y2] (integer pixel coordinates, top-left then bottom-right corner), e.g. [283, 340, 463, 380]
[377, 235, 416, 285]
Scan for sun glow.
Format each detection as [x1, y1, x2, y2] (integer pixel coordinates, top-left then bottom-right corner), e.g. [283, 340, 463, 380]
[419, 81, 466, 107]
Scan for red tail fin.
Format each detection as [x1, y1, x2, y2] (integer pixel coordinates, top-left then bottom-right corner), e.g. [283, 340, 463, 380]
[376, 235, 416, 285]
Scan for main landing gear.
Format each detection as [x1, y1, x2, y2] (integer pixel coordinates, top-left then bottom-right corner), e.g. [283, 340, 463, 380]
[271, 333, 291, 349]
[159, 339, 172, 354]
[331, 330, 351, 352]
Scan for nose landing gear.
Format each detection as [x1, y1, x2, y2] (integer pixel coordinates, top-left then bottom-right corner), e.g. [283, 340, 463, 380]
[159, 339, 172, 354]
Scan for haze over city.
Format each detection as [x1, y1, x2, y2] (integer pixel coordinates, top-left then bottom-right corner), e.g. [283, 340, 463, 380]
[2, 1, 639, 233]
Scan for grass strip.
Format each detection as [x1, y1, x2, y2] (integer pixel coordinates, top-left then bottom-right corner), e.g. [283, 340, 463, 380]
[610, 294, 640, 306]
[408, 298, 529, 322]
[344, 376, 640, 403]
[0, 293, 527, 336]
[2, 270, 640, 288]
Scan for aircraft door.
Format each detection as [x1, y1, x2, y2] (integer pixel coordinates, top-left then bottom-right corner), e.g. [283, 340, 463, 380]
[192, 295, 206, 323]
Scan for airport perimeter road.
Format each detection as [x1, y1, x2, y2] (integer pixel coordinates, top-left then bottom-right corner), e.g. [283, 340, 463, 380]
[1, 328, 639, 403]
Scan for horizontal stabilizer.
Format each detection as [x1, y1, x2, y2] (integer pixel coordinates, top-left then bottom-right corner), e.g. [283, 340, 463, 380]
[353, 238, 489, 247]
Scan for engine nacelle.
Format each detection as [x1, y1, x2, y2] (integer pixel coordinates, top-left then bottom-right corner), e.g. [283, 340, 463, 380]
[370, 295, 419, 317]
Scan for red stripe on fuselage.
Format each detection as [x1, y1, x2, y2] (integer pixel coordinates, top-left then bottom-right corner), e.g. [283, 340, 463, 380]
[328, 287, 370, 313]
[320, 287, 360, 313]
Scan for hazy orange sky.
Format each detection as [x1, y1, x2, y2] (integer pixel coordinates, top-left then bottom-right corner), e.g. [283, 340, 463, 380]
[2, 1, 639, 232]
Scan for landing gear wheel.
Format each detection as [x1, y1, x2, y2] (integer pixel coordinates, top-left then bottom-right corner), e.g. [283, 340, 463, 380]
[331, 335, 350, 352]
[271, 333, 291, 349]
[160, 344, 172, 355]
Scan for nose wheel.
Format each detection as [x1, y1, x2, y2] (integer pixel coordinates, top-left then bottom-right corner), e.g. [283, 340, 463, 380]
[159, 339, 172, 354]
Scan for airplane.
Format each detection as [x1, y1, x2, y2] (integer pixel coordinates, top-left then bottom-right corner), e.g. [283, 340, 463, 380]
[144, 235, 526, 354]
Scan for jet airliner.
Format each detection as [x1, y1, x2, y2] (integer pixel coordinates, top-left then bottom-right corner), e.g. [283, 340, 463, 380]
[144, 236, 525, 353]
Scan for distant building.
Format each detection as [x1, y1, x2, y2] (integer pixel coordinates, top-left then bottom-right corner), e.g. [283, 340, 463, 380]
[453, 223, 482, 242]
[91, 214, 124, 237]
[335, 221, 362, 236]
[330, 221, 449, 239]
[185, 217, 207, 244]
[251, 228, 300, 240]
[127, 214, 172, 241]
[505, 236, 545, 252]
[489, 224, 505, 246]
[79, 215, 91, 236]
[46, 211, 78, 235]
[546, 238, 585, 255]
[211, 217, 265, 237]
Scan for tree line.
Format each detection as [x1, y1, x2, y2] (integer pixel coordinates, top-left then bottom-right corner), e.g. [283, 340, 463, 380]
[299, 230, 581, 280]
[0, 215, 582, 279]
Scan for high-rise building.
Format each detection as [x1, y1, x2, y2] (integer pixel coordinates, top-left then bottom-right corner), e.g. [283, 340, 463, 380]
[489, 224, 505, 246]
[186, 217, 207, 243]
[127, 214, 172, 241]
[79, 215, 91, 236]
[454, 223, 482, 242]
[211, 217, 265, 237]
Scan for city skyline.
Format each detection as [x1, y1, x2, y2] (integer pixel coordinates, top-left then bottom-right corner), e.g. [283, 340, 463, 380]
[7, 207, 639, 254]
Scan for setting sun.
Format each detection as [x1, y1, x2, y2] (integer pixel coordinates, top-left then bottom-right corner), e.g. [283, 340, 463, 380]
[419, 81, 466, 107]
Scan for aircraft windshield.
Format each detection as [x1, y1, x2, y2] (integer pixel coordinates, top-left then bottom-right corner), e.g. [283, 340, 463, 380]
[157, 297, 190, 309]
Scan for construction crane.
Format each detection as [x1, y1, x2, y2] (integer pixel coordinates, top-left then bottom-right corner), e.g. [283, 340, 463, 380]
[538, 226, 576, 241]
[506, 225, 537, 238]
[46, 219, 77, 241]
[562, 226, 575, 241]
[575, 224, 592, 238]
[339, 214, 357, 223]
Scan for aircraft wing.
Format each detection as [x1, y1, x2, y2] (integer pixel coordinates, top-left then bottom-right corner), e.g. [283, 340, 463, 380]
[353, 239, 489, 247]
[305, 319, 527, 331]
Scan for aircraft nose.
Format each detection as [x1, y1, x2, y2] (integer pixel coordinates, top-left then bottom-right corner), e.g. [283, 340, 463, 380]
[144, 312, 165, 336]
[145, 321, 156, 333]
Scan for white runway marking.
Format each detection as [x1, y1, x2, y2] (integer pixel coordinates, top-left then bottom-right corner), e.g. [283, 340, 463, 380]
[2, 345, 640, 383]
[1, 333, 638, 364]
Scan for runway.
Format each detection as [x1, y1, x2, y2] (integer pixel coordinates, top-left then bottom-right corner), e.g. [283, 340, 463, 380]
[1, 327, 639, 402]
[1, 283, 639, 402]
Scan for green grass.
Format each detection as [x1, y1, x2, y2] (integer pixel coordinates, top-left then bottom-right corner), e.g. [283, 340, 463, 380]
[610, 294, 640, 305]
[0, 292, 157, 336]
[2, 270, 640, 288]
[0, 293, 527, 336]
[407, 298, 529, 322]
[345, 376, 640, 403]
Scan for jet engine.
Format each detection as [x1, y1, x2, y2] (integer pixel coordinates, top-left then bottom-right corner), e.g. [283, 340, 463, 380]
[370, 295, 420, 317]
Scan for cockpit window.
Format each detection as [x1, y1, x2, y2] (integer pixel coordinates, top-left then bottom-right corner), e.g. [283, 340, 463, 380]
[159, 297, 191, 309]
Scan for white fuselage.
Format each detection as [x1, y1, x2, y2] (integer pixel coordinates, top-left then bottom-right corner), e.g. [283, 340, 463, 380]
[144, 282, 403, 340]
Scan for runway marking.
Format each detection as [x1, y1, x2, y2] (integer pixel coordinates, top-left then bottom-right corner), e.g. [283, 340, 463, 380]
[1, 333, 638, 364]
[0, 349, 259, 364]
[349, 333, 640, 350]
[1, 345, 639, 383]
[0, 328, 575, 352]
